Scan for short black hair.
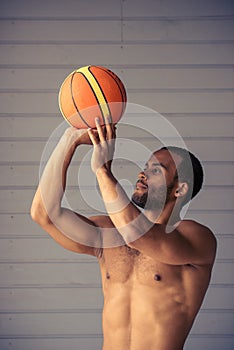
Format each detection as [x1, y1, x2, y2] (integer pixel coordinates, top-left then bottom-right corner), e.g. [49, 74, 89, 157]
[159, 146, 204, 204]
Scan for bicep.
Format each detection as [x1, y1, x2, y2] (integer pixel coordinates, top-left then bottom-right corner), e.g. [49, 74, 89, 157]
[35, 210, 101, 257]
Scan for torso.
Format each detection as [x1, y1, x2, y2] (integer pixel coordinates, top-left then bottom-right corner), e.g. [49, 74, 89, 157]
[94, 217, 214, 350]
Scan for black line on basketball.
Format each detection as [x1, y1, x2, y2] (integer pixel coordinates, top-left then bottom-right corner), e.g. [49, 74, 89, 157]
[96, 66, 126, 118]
[78, 71, 106, 125]
[70, 72, 91, 128]
[88, 66, 112, 124]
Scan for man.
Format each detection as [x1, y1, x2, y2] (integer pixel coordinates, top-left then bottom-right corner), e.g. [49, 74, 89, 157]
[31, 116, 216, 350]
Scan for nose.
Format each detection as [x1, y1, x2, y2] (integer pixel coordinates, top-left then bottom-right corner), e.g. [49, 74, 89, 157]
[138, 171, 147, 180]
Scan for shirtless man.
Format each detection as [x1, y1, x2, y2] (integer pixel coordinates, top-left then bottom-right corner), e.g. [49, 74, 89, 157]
[31, 117, 216, 350]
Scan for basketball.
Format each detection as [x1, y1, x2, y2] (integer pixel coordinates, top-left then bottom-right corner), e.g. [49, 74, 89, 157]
[58, 65, 127, 129]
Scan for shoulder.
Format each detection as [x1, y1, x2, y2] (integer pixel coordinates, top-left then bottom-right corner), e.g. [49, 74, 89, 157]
[177, 219, 217, 262]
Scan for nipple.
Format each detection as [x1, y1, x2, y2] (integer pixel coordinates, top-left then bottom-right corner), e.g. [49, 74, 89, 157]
[154, 274, 161, 282]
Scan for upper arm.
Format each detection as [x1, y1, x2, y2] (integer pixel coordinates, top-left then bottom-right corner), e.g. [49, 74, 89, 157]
[38, 217, 99, 256]
[31, 188, 102, 257]
[128, 220, 217, 266]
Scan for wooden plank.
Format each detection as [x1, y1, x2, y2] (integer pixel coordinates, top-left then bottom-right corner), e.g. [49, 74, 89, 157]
[185, 337, 234, 350]
[202, 285, 234, 309]
[0, 0, 120, 18]
[0, 312, 102, 335]
[1, 19, 233, 42]
[0, 187, 233, 213]
[211, 261, 234, 284]
[0, 287, 103, 311]
[1, 161, 234, 187]
[1, 211, 233, 238]
[1, 68, 233, 90]
[0, 44, 233, 66]
[0, 338, 104, 350]
[122, 0, 234, 17]
[0, 261, 101, 286]
[1, 115, 234, 139]
[0, 234, 233, 262]
[191, 310, 234, 334]
[0, 310, 232, 336]
[0, 336, 233, 350]
[0, 251, 232, 284]
[0, 20, 121, 42]
[1, 139, 233, 162]
[0, 285, 232, 312]
[0, 91, 233, 114]
[123, 19, 234, 42]
[0, 237, 98, 261]
[129, 91, 234, 114]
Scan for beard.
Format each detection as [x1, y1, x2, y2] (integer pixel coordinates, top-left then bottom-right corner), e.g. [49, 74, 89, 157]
[132, 182, 174, 210]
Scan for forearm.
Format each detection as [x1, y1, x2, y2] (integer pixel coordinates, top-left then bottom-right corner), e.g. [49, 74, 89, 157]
[36, 131, 79, 220]
[96, 168, 152, 243]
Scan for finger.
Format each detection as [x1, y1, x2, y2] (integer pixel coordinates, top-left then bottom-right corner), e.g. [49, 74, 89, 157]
[87, 128, 99, 146]
[95, 117, 106, 143]
[104, 115, 113, 140]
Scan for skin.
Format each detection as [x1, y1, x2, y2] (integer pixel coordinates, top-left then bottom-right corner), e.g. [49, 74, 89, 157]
[31, 118, 217, 350]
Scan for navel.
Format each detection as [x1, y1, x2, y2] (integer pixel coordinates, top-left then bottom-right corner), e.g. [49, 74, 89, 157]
[154, 274, 161, 282]
[106, 272, 110, 280]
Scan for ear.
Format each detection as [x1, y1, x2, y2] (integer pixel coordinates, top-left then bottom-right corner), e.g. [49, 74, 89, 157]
[174, 182, 189, 199]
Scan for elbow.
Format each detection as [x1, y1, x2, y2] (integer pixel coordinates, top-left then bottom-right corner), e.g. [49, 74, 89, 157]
[30, 198, 50, 227]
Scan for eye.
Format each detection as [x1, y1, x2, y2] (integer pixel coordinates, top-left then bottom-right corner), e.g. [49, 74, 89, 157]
[152, 167, 162, 174]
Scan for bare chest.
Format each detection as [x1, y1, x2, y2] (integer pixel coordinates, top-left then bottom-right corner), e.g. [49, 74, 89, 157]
[99, 246, 174, 285]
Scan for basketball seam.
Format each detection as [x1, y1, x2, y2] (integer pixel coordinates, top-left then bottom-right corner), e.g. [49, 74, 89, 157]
[70, 72, 91, 128]
[95, 66, 126, 118]
[77, 70, 106, 125]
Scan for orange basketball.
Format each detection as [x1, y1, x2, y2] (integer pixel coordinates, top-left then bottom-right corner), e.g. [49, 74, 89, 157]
[58, 65, 127, 129]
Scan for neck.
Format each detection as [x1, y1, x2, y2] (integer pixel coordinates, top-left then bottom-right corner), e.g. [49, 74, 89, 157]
[143, 201, 181, 226]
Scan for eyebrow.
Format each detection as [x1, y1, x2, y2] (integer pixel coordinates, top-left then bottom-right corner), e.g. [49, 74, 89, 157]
[145, 162, 168, 171]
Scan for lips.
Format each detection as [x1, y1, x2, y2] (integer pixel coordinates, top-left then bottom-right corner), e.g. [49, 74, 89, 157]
[136, 180, 148, 189]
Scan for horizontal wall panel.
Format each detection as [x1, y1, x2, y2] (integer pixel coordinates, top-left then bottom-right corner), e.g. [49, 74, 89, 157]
[0, 262, 101, 286]
[1, 68, 234, 90]
[1, 19, 233, 43]
[202, 285, 234, 309]
[0, 336, 233, 350]
[0, 20, 121, 42]
[191, 310, 234, 334]
[0, 287, 103, 311]
[210, 261, 234, 284]
[0, 235, 233, 263]
[0, 44, 233, 66]
[123, 19, 234, 42]
[0, 312, 102, 336]
[1, 285, 232, 313]
[1, 162, 234, 188]
[129, 92, 234, 114]
[0, 237, 98, 262]
[0, 254, 232, 285]
[1, 115, 234, 139]
[0, 310, 232, 336]
[185, 336, 234, 350]
[185, 212, 234, 236]
[0, 187, 233, 213]
[0, 0, 120, 18]
[1, 140, 234, 163]
[1, 211, 233, 238]
[0, 91, 233, 114]
[0, 338, 103, 350]
[122, 0, 234, 17]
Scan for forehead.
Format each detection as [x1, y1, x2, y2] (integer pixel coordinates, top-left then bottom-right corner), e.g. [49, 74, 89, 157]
[147, 149, 182, 172]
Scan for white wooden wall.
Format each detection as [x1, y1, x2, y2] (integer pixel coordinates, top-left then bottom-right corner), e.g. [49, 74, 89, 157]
[0, 0, 234, 349]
